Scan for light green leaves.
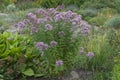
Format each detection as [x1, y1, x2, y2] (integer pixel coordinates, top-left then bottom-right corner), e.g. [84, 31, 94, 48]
[22, 68, 34, 76]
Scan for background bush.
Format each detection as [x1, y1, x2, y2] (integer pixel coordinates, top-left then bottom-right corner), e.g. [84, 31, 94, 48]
[104, 16, 120, 29]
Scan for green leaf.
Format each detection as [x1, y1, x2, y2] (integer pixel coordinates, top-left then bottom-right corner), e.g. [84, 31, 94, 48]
[34, 74, 44, 77]
[0, 44, 6, 53]
[1, 50, 10, 58]
[22, 68, 34, 76]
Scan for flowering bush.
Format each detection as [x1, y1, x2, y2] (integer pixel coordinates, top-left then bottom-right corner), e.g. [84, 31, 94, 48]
[16, 6, 93, 78]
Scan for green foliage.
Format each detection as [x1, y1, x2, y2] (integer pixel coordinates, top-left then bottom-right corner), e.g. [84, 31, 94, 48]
[93, 71, 112, 80]
[17, 1, 40, 10]
[22, 68, 34, 76]
[0, 0, 10, 6]
[37, 0, 86, 8]
[0, 31, 32, 79]
[80, 9, 98, 18]
[31, 21, 80, 77]
[114, 0, 120, 13]
[81, 0, 119, 10]
[6, 3, 17, 12]
[88, 16, 108, 26]
[83, 33, 113, 71]
[15, 7, 93, 78]
[87, 8, 117, 26]
[104, 16, 120, 29]
[112, 56, 120, 80]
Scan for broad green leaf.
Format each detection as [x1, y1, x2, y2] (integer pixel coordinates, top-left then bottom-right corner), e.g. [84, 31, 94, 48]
[22, 68, 34, 76]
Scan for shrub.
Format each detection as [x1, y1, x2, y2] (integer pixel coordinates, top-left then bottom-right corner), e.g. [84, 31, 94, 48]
[16, 7, 93, 78]
[88, 16, 108, 26]
[104, 16, 120, 29]
[0, 32, 31, 80]
[80, 0, 120, 13]
[88, 8, 118, 27]
[6, 3, 16, 12]
[80, 9, 98, 17]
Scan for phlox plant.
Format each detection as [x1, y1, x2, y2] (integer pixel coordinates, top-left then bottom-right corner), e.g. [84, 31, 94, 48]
[17, 6, 93, 78]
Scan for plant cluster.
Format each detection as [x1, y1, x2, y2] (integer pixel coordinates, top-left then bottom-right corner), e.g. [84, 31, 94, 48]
[0, 32, 31, 79]
[16, 6, 93, 77]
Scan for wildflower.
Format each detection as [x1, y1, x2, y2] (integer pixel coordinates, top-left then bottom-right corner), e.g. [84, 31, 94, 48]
[47, 8, 56, 14]
[44, 16, 53, 21]
[54, 14, 61, 22]
[58, 31, 65, 36]
[17, 21, 25, 28]
[35, 42, 44, 50]
[81, 28, 90, 35]
[87, 52, 94, 58]
[43, 44, 49, 50]
[50, 41, 57, 46]
[66, 10, 73, 17]
[45, 24, 53, 30]
[56, 60, 63, 66]
[27, 13, 34, 18]
[35, 42, 49, 50]
[37, 18, 43, 24]
[80, 21, 91, 35]
[27, 13, 36, 20]
[56, 4, 65, 10]
[30, 27, 38, 35]
[54, 13, 64, 22]
[71, 16, 81, 25]
[23, 19, 30, 24]
[72, 21, 77, 26]
[36, 9, 45, 14]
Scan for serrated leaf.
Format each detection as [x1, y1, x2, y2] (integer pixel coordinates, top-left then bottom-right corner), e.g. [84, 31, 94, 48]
[22, 68, 34, 76]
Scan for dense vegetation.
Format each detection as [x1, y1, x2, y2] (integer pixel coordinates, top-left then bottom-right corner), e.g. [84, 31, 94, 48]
[0, 0, 120, 80]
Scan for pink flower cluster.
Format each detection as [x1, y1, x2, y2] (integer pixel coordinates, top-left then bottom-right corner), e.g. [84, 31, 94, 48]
[35, 42, 49, 50]
[79, 47, 94, 58]
[17, 6, 91, 35]
[35, 40, 57, 51]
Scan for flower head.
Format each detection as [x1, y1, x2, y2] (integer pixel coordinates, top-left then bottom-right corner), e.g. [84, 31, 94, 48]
[23, 19, 30, 24]
[35, 42, 44, 50]
[56, 60, 63, 66]
[27, 13, 36, 20]
[56, 5, 65, 10]
[43, 44, 49, 50]
[35, 42, 49, 50]
[50, 41, 57, 46]
[58, 31, 65, 36]
[45, 24, 53, 30]
[30, 27, 38, 35]
[87, 52, 94, 58]
[17, 21, 25, 28]
[36, 9, 45, 14]
[37, 18, 43, 24]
